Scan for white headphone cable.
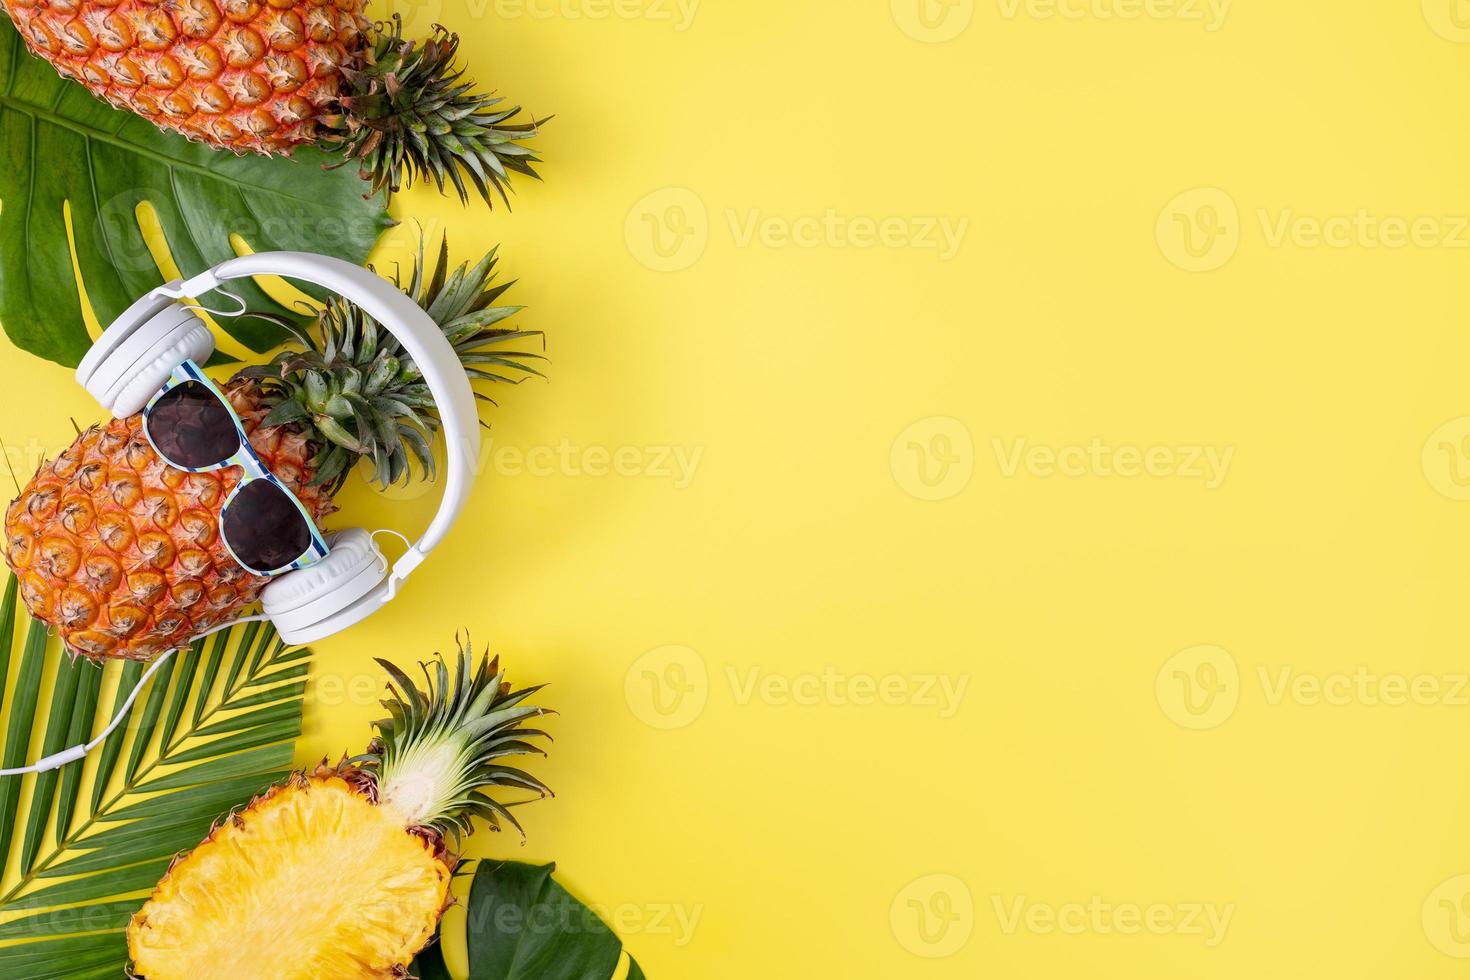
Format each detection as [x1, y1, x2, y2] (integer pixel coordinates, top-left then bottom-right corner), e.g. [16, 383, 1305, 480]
[0, 614, 271, 777]
[372, 528, 412, 599]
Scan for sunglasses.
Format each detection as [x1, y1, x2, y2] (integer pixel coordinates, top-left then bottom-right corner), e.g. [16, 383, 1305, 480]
[142, 360, 330, 576]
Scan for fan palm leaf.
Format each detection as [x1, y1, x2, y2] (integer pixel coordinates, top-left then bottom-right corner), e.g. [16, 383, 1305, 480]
[0, 574, 312, 976]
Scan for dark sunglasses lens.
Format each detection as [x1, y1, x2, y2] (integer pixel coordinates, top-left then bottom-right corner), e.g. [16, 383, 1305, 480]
[221, 481, 313, 574]
[146, 381, 240, 469]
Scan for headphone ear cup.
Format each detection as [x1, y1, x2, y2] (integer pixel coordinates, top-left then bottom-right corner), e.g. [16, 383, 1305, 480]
[87, 305, 214, 417]
[261, 529, 389, 644]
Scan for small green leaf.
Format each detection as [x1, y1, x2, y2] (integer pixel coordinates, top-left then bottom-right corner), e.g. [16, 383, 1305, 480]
[465, 861, 631, 980]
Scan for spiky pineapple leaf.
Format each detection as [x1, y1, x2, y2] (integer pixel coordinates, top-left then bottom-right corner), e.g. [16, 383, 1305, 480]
[412, 861, 648, 980]
[0, 16, 393, 368]
[237, 234, 546, 493]
[322, 17, 545, 208]
[0, 580, 312, 976]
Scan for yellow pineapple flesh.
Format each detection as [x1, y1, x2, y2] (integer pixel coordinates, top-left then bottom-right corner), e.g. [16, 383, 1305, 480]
[4, 380, 335, 660]
[1, 0, 367, 152]
[128, 647, 552, 979]
[127, 769, 452, 980]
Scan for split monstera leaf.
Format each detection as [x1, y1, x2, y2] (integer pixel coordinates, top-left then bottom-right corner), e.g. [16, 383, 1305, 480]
[0, 14, 389, 368]
[413, 861, 650, 980]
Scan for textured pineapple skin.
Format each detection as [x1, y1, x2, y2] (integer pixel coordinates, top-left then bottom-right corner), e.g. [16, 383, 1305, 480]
[128, 769, 452, 980]
[1, 0, 367, 152]
[4, 381, 335, 660]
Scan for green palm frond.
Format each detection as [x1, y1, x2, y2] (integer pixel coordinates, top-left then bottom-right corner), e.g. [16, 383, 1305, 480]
[0, 576, 312, 976]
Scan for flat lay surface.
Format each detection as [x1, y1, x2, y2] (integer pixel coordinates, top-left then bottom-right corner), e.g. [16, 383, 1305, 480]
[3, 1, 1470, 976]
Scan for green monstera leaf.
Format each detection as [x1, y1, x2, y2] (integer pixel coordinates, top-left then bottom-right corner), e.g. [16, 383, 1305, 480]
[0, 17, 392, 368]
[413, 862, 649, 980]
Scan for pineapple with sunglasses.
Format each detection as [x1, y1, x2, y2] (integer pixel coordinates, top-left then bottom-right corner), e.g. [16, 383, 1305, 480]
[4, 239, 541, 660]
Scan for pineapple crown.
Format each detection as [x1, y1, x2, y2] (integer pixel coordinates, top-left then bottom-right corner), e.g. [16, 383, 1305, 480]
[320, 16, 546, 207]
[361, 638, 553, 845]
[235, 235, 545, 493]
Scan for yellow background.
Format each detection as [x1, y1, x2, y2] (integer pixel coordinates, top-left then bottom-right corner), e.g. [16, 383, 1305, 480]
[7, 0, 1470, 975]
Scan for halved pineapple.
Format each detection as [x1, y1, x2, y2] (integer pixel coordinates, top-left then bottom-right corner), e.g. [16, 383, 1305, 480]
[127, 644, 551, 979]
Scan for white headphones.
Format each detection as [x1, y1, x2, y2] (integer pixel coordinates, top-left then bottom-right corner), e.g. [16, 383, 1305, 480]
[75, 252, 481, 646]
[0, 253, 482, 778]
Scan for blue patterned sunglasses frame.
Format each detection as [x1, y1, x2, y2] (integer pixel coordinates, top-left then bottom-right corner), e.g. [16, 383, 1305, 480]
[141, 359, 330, 576]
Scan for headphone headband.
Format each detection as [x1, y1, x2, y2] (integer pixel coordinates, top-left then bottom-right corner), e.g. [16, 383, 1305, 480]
[29, 254, 488, 775]
[165, 252, 480, 590]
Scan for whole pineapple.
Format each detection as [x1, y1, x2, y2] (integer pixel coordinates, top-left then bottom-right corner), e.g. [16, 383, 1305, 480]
[128, 642, 552, 979]
[0, 0, 541, 204]
[4, 239, 542, 660]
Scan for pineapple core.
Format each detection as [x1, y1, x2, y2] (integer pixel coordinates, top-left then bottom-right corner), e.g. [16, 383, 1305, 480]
[128, 775, 449, 980]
